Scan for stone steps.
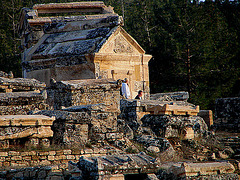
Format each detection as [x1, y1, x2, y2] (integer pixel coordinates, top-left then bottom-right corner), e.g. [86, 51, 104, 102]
[218, 135, 240, 159]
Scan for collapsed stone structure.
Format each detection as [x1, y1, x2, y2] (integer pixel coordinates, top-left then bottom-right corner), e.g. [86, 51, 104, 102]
[0, 73, 54, 149]
[19, 2, 152, 99]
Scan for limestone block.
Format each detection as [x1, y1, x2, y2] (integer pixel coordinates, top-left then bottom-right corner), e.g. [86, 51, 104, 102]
[146, 173, 159, 180]
[11, 156, 22, 161]
[8, 151, 20, 156]
[0, 157, 5, 162]
[0, 115, 55, 126]
[39, 160, 51, 166]
[147, 146, 160, 153]
[84, 149, 93, 154]
[49, 151, 56, 156]
[105, 132, 124, 141]
[63, 149, 72, 155]
[38, 151, 50, 156]
[0, 152, 8, 157]
[169, 162, 235, 178]
[180, 127, 195, 140]
[102, 174, 124, 180]
[48, 156, 55, 161]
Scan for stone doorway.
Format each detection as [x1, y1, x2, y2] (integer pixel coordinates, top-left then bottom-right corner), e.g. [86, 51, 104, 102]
[124, 173, 148, 180]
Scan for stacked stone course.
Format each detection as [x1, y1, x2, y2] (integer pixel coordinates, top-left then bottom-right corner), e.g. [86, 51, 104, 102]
[0, 148, 108, 170]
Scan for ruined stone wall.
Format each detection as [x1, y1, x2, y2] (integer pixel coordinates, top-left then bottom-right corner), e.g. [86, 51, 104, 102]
[0, 76, 50, 115]
[34, 104, 122, 147]
[215, 97, 240, 132]
[0, 149, 108, 171]
[120, 99, 207, 139]
[50, 79, 120, 111]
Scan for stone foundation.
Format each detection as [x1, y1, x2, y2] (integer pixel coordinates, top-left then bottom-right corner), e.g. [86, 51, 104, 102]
[0, 148, 108, 171]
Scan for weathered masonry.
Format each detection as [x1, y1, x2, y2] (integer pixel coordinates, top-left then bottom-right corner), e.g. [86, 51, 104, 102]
[19, 2, 152, 99]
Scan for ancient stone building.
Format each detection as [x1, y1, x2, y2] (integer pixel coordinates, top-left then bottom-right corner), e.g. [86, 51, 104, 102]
[0, 72, 54, 149]
[19, 2, 152, 99]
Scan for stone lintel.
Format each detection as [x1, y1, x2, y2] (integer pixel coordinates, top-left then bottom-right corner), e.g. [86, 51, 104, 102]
[55, 78, 118, 90]
[0, 126, 53, 141]
[28, 14, 120, 28]
[33, 2, 106, 11]
[0, 115, 55, 126]
[146, 104, 200, 116]
[185, 162, 235, 176]
[121, 99, 199, 116]
[0, 77, 46, 90]
[94, 53, 151, 65]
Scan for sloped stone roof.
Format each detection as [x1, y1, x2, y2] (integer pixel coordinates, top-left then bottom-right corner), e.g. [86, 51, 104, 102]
[78, 152, 160, 175]
[19, 2, 123, 61]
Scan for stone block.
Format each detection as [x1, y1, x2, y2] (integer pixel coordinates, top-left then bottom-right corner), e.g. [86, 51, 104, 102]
[32, 155, 40, 160]
[0, 157, 5, 162]
[63, 149, 72, 155]
[3, 161, 10, 166]
[56, 150, 64, 155]
[11, 156, 22, 161]
[49, 151, 56, 156]
[38, 151, 49, 156]
[0, 152, 8, 157]
[105, 132, 123, 141]
[21, 152, 29, 156]
[66, 155, 75, 160]
[8, 151, 20, 156]
[55, 155, 66, 160]
[39, 155, 47, 160]
[29, 151, 37, 156]
[147, 146, 160, 153]
[84, 148, 93, 154]
[48, 156, 55, 161]
[23, 156, 32, 161]
[40, 160, 51, 166]
[169, 162, 235, 178]
[30, 160, 40, 166]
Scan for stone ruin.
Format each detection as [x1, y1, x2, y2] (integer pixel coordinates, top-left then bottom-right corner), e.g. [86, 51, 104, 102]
[19, 1, 152, 99]
[0, 72, 53, 149]
[0, 1, 239, 180]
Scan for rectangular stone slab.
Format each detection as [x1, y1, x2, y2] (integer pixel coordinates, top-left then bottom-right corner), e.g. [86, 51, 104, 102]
[0, 115, 55, 126]
[0, 126, 53, 140]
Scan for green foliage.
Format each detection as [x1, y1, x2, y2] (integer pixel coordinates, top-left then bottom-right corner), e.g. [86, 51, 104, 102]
[1, 0, 240, 109]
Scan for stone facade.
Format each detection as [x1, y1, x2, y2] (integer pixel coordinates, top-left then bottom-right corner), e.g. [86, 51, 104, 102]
[0, 76, 50, 115]
[34, 104, 122, 147]
[0, 115, 54, 149]
[48, 78, 121, 111]
[19, 2, 152, 99]
[0, 73, 53, 149]
[0, 148, 108, 171]
[215, 97, 240, 132]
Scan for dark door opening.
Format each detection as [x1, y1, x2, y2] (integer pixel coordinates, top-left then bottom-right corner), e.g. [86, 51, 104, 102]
[124, 173, 148, 180]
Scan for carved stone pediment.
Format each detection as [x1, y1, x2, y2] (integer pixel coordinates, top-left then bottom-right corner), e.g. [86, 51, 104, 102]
[98, 27, 145, 55]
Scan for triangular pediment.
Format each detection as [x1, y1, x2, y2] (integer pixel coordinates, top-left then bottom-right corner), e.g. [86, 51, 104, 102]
[98, 27, 145, 54]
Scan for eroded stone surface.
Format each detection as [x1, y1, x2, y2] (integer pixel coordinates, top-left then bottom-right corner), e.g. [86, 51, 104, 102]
[76, 153, 159, 179]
